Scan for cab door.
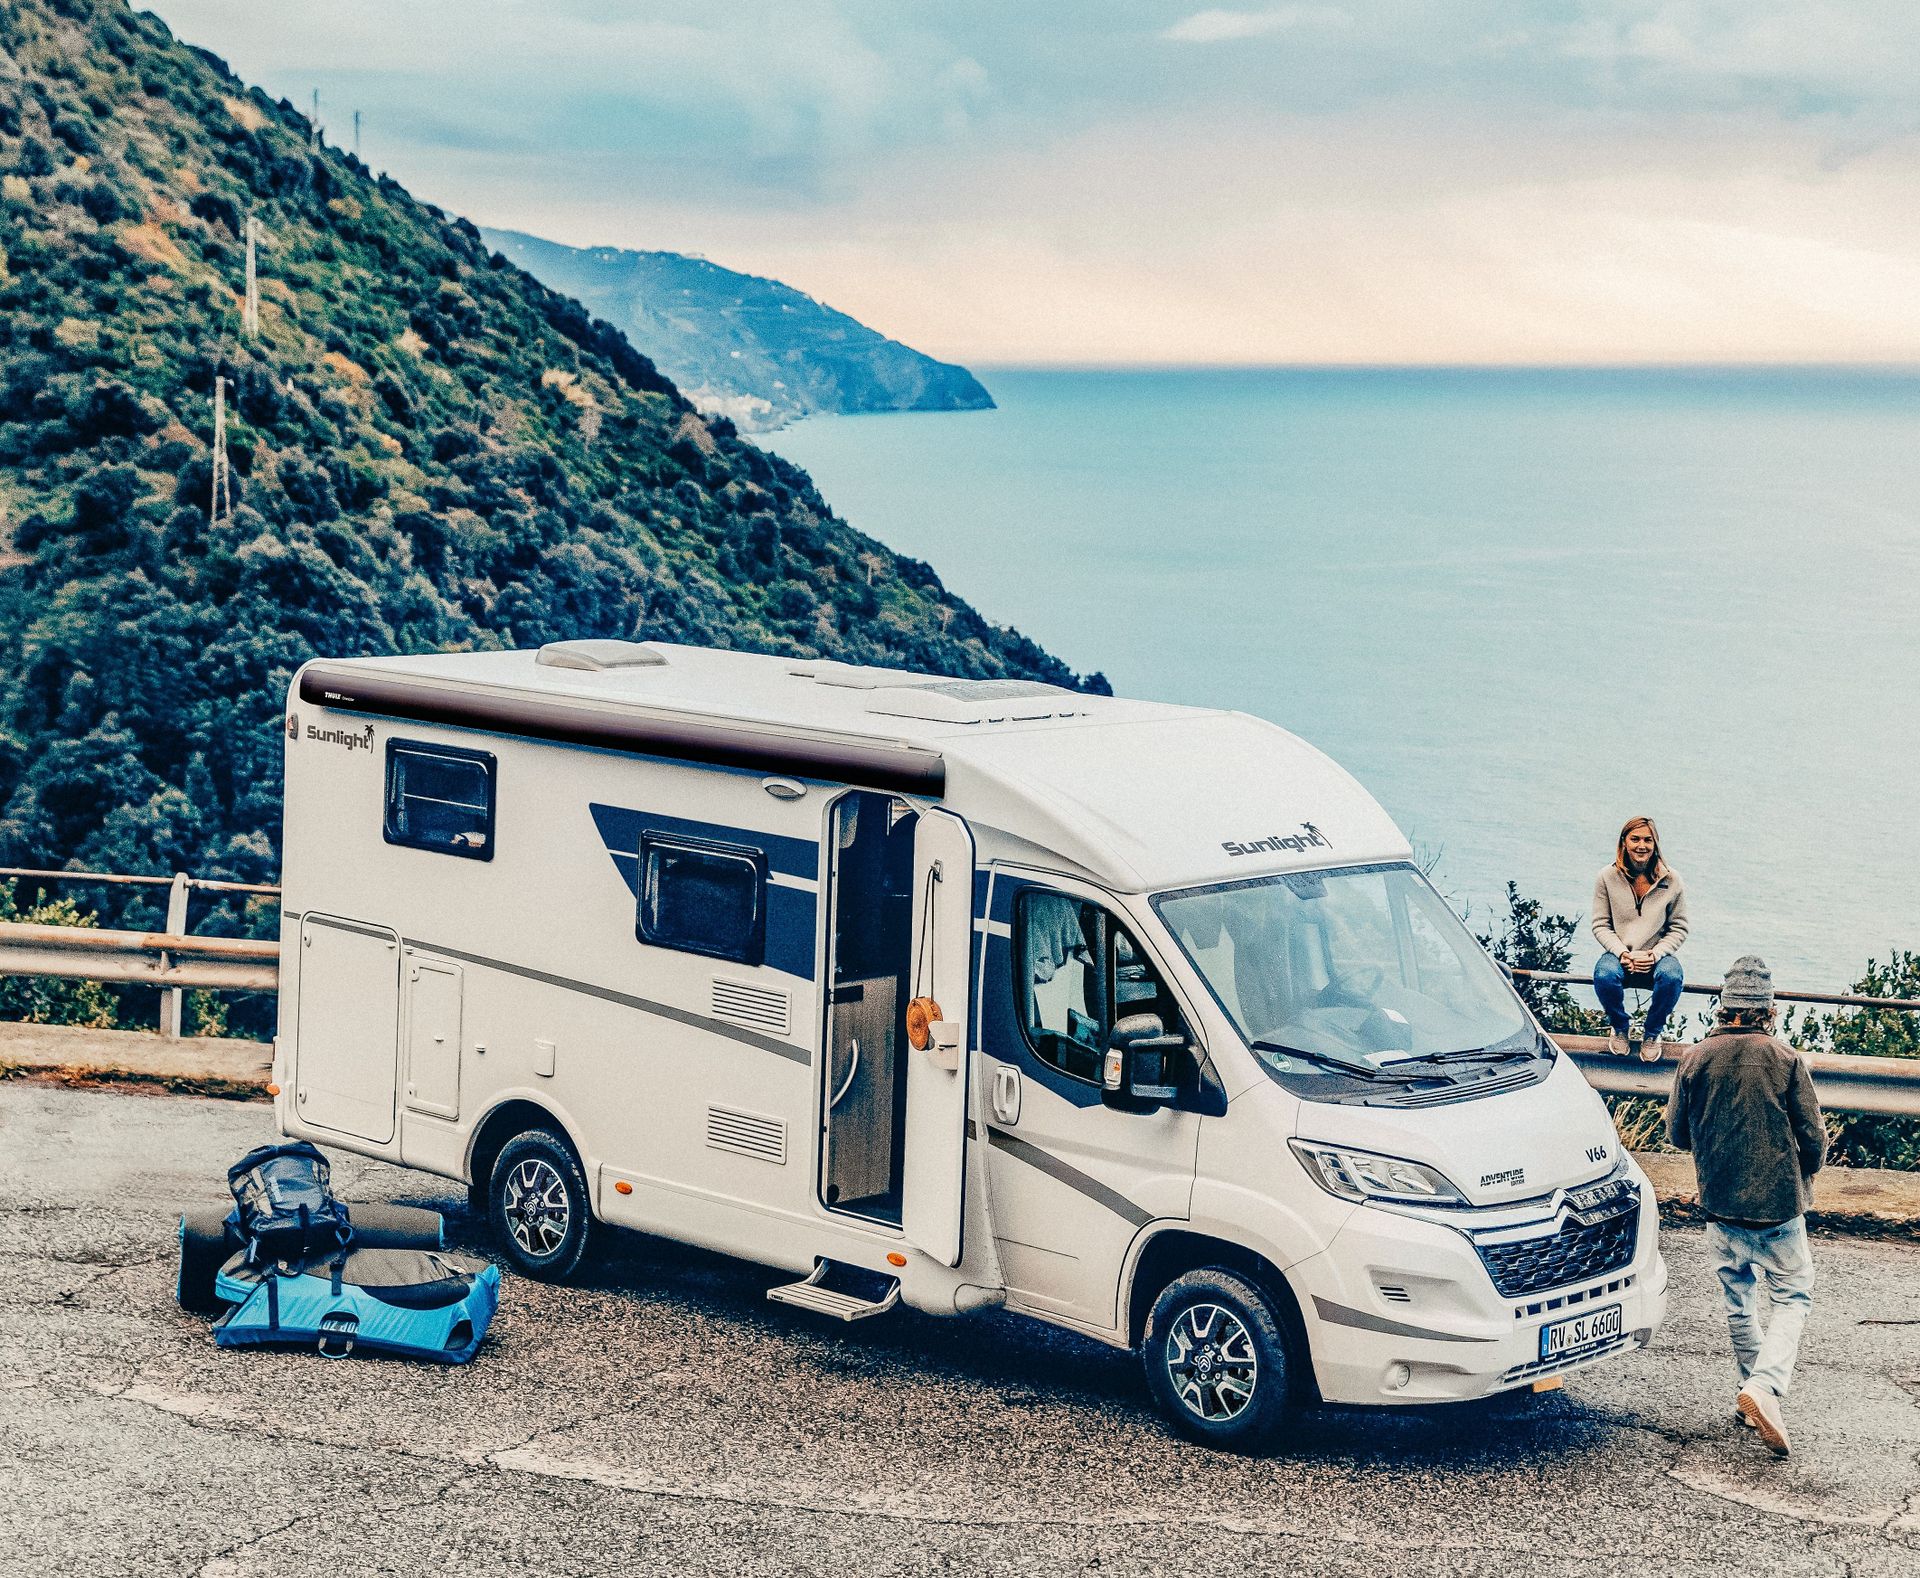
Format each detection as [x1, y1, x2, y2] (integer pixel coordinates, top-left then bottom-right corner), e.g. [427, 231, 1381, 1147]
[900, 808, 974, 1267]
[977, 871, 1205, 1330]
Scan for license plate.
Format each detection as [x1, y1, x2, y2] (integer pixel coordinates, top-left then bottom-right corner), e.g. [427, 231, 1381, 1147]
[1539, 1303, 1622, 1361]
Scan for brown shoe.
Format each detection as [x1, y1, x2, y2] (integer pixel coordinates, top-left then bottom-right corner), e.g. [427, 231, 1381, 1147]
[1737, 1385, 1790, 1457]
[1607, 1032, 1629, 1057]
[1638, 1032, 1665, 1063]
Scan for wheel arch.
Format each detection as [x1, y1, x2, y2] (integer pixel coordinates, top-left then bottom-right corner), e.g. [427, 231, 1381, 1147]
[1125, 1228, 1319, 1402]
[466, 1098, 588, 1201]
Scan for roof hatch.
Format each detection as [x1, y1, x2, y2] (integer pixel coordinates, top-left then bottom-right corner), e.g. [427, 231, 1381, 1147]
[536, 639, 670, 672]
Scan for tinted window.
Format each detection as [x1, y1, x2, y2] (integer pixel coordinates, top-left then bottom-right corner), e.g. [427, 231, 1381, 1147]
[384, 741, 494, 860]
[639, 835, 766, 965]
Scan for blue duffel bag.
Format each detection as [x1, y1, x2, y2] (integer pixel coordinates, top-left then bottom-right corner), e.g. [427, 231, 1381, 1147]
[213, 1246, 500, 1364]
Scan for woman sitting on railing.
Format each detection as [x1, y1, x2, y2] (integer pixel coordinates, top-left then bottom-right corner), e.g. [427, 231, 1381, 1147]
[1592, 815, 1689, 1060]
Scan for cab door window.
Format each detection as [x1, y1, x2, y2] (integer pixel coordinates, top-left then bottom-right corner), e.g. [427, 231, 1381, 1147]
[1014, 889, 1189, 1087]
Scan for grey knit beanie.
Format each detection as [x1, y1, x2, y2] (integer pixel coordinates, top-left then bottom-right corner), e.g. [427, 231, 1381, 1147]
[1720, 955, 1774, 1016]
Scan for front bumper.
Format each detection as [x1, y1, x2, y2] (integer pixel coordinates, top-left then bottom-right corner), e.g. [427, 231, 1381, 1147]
[1292, 1174, 1668, 1407]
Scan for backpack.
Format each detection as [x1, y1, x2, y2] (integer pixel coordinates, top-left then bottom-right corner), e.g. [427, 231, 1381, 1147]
[226, 1141, 353, 1264]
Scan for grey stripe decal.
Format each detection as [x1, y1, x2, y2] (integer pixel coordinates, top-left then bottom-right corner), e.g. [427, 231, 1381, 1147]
[985, 1126, 1152, 1229]
[302, 914, 395, 943]
[402, 937, 810, 1065]
[1311, 1295, 1496, 1344]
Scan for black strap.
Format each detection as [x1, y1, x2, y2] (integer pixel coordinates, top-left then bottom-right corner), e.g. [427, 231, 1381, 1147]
[330, 1254, 347, 1296]
[265, 1275, 280, 1332]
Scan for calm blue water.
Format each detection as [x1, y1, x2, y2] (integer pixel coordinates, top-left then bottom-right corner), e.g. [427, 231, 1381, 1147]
[761, 368, 1920, 990]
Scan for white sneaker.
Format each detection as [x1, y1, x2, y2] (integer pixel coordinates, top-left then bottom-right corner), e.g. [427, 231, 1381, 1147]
[1607, 1032, 1629, 1057]
[1737, 1385, 1790, 1457]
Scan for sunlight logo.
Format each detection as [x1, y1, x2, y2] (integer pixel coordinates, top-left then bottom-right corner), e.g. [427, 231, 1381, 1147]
[1221, 822, 1329, 858]
[304, 721, 375, 753]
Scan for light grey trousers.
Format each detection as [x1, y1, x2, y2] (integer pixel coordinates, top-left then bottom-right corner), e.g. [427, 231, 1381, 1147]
[1709, 1216, 1814, 1399]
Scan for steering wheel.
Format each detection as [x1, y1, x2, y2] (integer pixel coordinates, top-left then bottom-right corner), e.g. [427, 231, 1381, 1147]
[1323, 964, 1387, 1005]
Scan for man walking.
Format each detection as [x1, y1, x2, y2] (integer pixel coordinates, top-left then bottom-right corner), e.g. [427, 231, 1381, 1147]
[1667, 956, 1827, 1457]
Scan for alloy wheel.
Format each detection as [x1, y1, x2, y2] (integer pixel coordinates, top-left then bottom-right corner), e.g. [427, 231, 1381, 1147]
[502, 1156, 570, 1258]
[1165, 1301, 1259, 1422]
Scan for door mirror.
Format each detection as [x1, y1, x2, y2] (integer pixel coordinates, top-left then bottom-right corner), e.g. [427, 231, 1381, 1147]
[1102, 1013, 1185, 1110]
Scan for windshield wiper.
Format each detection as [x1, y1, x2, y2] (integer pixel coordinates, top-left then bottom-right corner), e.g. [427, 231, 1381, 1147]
[1394, 1045, 1537, 1067]
[1249, 1040, 1445, 1085]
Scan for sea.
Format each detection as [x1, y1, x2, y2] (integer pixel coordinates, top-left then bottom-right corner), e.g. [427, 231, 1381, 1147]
[759, 367, 1920, 993]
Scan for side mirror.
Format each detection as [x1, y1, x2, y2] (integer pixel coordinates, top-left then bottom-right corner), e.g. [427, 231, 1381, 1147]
[1102, 1013, 1185, 1109]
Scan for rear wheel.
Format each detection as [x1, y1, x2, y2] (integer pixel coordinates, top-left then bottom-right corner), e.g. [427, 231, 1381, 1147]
[1140, 1268, 1294, 1451]
[488, 1129, 592, 1281]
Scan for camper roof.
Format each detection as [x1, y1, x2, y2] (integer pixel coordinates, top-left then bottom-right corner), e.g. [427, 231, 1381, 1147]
[295, 643, 1411, 891]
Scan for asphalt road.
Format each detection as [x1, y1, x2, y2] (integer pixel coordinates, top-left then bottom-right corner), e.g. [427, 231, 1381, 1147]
[2, 1084, 1916, 1578]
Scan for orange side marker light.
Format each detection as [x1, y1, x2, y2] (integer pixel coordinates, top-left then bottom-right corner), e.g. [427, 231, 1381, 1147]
[886, 1252, 907, 1267]
[614, 1180, 633, 1195]
[265, 1082, 281, 1096]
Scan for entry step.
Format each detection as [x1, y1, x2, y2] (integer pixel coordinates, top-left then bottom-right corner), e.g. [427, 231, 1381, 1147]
[767, 1260, 900, 1322]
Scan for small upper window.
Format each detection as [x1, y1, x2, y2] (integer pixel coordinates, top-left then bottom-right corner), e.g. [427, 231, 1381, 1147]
[639, 834, 767, 966]
[384, 741, 495, 860]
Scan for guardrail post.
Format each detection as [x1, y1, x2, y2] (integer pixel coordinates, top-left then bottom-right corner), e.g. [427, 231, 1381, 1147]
[158, 872, 189, 1038]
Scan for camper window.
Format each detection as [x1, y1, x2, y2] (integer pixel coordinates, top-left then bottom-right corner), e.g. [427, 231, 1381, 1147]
[638, 834, 767, 966]
[383, 741, 495, 860]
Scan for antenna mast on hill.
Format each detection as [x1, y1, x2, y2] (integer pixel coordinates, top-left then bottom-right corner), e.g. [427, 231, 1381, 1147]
[309, 89, 320, 150]
[353, 110, 361, 160]
[209, 377, 233, 526]
[242, 214, 260, 339]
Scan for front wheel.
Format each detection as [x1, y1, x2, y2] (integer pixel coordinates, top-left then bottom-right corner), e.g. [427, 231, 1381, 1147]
[1140, 1268, 1294, 1451]
[489, 1129, 592, 1281]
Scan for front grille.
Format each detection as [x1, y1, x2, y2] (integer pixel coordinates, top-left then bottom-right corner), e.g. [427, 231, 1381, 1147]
[1475, 1201, 1639, 1298]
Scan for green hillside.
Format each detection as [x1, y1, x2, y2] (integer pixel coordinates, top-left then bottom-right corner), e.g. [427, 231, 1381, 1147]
[0, 0, 1100, 920]
[483, 229, 993, 431]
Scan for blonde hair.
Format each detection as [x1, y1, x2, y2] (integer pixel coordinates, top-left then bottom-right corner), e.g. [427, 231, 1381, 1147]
[1615, 816, 1666, 879]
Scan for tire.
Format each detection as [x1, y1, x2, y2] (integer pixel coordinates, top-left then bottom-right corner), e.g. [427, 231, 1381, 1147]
[176, 1209, 233, 1314]
[1140, 1267, 1295, 1452]
[488, 1128, 592, 1281]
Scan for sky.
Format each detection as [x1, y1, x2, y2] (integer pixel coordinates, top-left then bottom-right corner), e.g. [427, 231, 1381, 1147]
[141, 2, 1920, 366]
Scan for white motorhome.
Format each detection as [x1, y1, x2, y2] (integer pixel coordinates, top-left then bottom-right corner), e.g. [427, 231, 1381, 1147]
[277, 640, 1666, 1447]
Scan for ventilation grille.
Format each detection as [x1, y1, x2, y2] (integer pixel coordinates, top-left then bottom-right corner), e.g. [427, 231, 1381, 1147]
[711, 978, 792, 1036]
[1386, 1065, 1542, 1108]
[707, 1105, 787, 1166]
[1375, 1283, 1413, 1304]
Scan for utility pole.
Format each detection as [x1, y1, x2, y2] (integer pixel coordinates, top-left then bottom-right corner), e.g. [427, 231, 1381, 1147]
[209, 377, 232, 526]
[242, 213, 259, 339]
[309, 89, 320, 150]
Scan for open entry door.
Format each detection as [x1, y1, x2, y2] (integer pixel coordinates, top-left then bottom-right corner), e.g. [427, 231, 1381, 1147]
[900, 808, 975, 1267]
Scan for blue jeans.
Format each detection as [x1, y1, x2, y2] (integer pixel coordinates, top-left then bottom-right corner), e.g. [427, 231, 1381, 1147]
[1593, 952, 1683, 1038]
[1709, 1217, 1814, 1398]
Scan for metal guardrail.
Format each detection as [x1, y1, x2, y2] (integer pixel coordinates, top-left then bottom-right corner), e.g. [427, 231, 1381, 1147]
[1512, 966, 1920, 1014]
[0, 922, 279, 992]
[0, 874, 1914, 1113]
[1553, 1034, 1920, 1118]
[0, 868, 281, 1033]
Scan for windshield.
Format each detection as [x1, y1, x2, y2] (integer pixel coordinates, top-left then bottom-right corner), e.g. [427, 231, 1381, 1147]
[1152, 863, 1532, 1079]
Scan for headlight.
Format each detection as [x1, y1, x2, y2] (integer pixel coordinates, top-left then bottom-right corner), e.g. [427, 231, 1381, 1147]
[1289, 1139, 1467, 1206]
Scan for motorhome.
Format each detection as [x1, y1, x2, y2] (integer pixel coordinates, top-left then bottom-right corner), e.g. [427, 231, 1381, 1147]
[277, 640, 1666, 1447]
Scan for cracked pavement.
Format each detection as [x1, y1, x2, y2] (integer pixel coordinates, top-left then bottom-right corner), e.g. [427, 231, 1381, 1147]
[2, 1084, 1916, 1577]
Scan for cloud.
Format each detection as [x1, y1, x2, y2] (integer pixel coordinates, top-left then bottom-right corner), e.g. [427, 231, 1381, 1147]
[1161, 7, 1350, 45]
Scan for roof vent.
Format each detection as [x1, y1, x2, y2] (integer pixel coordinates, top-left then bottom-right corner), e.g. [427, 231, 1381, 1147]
[536, 640, 670, 672]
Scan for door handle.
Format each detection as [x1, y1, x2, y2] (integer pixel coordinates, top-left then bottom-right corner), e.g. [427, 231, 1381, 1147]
[991, 1065, 1021, 1126]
